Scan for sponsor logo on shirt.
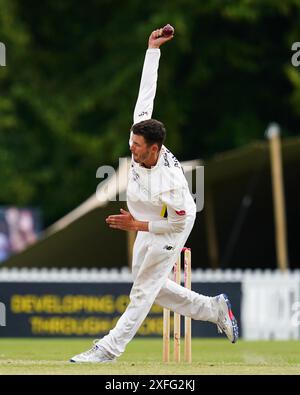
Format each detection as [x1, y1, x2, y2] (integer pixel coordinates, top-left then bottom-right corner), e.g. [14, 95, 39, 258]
[164, 148, 180, 168]
[132, 168, 140, 181]
[138, 111, 149, 118]
[175, 210, 186, 216]
[163, 152, 170, 167]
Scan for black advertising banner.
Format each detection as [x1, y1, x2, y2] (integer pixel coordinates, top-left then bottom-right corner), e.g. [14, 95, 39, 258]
[0, 282, 241, 337]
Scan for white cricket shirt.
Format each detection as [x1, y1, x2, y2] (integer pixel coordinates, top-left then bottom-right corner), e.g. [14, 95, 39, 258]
[127, 49, 196, 234]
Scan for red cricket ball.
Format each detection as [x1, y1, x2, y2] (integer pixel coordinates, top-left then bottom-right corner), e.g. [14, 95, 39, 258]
[162, 24, 175, 37]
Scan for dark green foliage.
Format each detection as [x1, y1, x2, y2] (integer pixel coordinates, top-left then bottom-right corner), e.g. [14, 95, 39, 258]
[0, 0, 299, 225]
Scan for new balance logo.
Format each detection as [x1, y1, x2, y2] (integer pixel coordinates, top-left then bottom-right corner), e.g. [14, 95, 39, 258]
[0, 302, 6, 326]
[163, 245, 174, 251]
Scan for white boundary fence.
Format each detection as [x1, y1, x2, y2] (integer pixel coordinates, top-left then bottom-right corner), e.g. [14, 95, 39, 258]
[0, 268, 299, 340]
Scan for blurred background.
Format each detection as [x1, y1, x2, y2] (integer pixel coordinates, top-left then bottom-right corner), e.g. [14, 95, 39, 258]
[0, 0, 300, 341]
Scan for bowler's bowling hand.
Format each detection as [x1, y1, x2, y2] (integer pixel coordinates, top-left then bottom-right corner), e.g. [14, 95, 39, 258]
[148, 28, 174, 49]
[106, 209, 137, 231]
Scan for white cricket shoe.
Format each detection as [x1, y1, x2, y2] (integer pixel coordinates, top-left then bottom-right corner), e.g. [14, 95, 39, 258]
[70, 341, 116, 363]
[215, 293, 239, 343]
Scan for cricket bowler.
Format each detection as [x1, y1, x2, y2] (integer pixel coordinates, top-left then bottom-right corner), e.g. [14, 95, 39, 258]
[70, 27, 239, 363]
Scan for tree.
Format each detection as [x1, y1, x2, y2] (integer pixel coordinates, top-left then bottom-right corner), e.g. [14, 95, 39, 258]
[0, 0, 299, 225]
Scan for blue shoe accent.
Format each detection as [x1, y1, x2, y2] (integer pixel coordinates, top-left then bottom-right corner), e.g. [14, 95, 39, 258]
[217, 293, 239, 344]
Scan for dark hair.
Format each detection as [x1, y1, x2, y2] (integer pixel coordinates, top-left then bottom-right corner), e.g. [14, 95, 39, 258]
[131, 119, 166, 149]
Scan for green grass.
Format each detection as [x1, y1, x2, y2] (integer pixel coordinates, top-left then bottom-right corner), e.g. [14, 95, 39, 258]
[0, 338, 299, 375]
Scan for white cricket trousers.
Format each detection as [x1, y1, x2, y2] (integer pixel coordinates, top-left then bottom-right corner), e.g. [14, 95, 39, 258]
[98, 216, 218, 357]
